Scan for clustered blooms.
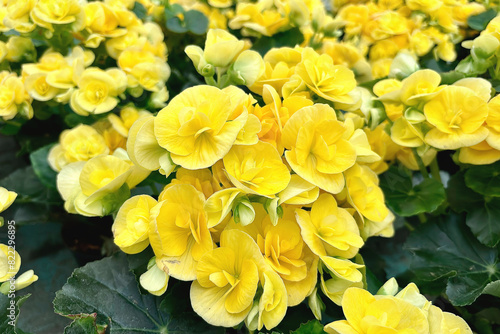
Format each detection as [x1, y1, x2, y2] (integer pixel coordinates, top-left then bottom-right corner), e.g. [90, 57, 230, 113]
[3, 0, 492, 330]
[0, 0, 170, 121]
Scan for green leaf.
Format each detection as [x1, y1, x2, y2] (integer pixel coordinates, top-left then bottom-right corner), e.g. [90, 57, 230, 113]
[482, 280, 500, 298]
[468, 8, 497, 31]
[54, 252, 224, 333]
[166, 17, 188, 34]
[404, 214, 500, 306]
[465, 161, 500, 197]
[439, 71, 466, 85]
[290, 320, 326, 334]
[63, 314, 102, 334]
[29, 144, 57, 189]
[466, 197, 500, 247]
[132, 2, 147, 20]
[164, 4, 184, 20]
[446, 171, 484, 214]
[252, 27, 304, 56]
[184, 10, 208, 35]
[380, 167, 446, 216]
[0, 293, 31, 334]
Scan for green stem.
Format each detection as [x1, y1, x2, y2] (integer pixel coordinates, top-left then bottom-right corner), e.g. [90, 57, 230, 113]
[417, 213, 427, 223]
[204, 76, 217, 87]
[404, 221, 415, 231]
[411, 147, 429, 178]
[429, 157, 442, 183]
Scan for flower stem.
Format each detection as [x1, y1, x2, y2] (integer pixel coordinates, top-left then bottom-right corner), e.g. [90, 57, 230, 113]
[430, 157, 442, 183]
[411, 147, 429, 178]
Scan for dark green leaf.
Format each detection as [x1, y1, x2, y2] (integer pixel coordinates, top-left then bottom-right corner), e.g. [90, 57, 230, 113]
[482, 280, 500, 298]
[439, 71, 466, 85]
[405, 214, 500, 306]
[466, 197, 500, 247]
[63, 314, 101, 334]
[0, 293, 31, 334]
[465, 161, 500, 197]
[184, 10, 208, 35]
[167, 17, 188, 34]
[290, 320, 326, 334]
[29, 144, 57, 189]
[252, 28, 304, 56]
[380, 167, 446, 216]
[164, 4, 184, 20]
[54, 252, 224, 333]
[447, 171, 483, 214]
[468, 9, 497, 31]
[132, 2, 147, 20]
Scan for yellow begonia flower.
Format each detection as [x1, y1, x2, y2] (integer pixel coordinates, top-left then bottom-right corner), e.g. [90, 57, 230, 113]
[391, 118, 425, 147]
[486, 94, 500, 150]
[232, 50, 265, 87]
[278, 174, 319, 206]
[321, 256, 364, 283]
[31, 0, 85, 32]
[126, 116, 174, 176]
[186, 29, 245, 70]
[428, 304, 473, 334]
[24, 72, 60, 102]
[4, 0, 36, 33]
[296, 193, 363, 259]
[48, 124, 109, 172]
[396, 146, 437, 171]
[0, 244, 20, 282]
[0, 71, 32, 121]
[84, 2, 127, 47]
[424, 86, 489, 150]
[109, 106, 151, 137]
[249, 47, 302, 96]
[399, 69, 442, 106]
[344, 164, 390, 228]
[117, 49, 170, 92]
[458, 141, 500, 165]
[112, 195, 157, 254]
[0, 187, 17, 214]
[337, 4, 369, 36]
[295, 48, 357, 104]
[229, 2, 288, 37]
[149, 184, 213, 281]
[166, 168, 221, 200]
[362, 125, 399, 175]
[12, 270, 38, 291]
[406, 0, 442, 13]
[190, 229, 261, 327]
[70, 68, 127, 116]
[282, 104, 356, 194]
[227, 204, 319, 307]
[204, 188, 246, 228]
[154, 85, 247, 169]
[320, 275, 363, 306]
[223, 141, 290, 197]
[140, 262, 169, 296]
[325, 287, 430, 334]
[222, 86, 260, 146]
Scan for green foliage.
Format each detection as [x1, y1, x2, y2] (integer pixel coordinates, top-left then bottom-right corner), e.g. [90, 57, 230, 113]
[290, 320, 326, 334]
[405, 214, 500, 306]
[380, 166, 446, 216]
[0, 294, 31, 334]
[29, 144, 57, 189]
[464, 161, 500, 197]
[252, 28, 305, 56]
[53, 252, 225, 333]
[468, 9, 497, 31]
[63, 314, 102, 334]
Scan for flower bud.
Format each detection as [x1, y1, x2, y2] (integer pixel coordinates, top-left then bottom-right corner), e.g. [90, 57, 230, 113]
[389, 52, 420, 80]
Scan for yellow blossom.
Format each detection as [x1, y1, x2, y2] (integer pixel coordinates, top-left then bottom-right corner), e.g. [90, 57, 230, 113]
[31, 0, 85, 32]
[296, 193, 364, 259]
[112, 195, 158, 254]
[223, 141, 290, 197]
[295, 48, 357, 104]
[140, 262, 169, 296]
[0, 244, 21, 282]
[324, 287, 429, 334]
[70, 67, 127, 116]
[154, 85, 247, 169]
[282, 104, 356, 194]
[149, 184, 213, 281]
[0, 187, 16, 214]
[48, 125, 109, 171]
[424, 86, 489, 149]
